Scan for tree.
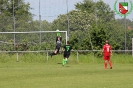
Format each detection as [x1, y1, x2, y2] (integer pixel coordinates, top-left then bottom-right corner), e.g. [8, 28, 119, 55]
[0, 0, 33, 51]
[0, 0, 33, 32]
[74, 0, 115, 50]
[116, 18, 133, 50]
[50, 0, 118, 50]
[95, 0, 115, 22]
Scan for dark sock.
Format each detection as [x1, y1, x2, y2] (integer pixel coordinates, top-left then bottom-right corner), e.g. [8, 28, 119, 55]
[51, 52, 57, 55]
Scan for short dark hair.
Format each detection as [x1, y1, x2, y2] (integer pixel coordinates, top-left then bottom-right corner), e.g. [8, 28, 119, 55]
[105, 40, 108, 43]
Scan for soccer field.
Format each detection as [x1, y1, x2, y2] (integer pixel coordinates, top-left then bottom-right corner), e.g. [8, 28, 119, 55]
[0, 62, 133, 88]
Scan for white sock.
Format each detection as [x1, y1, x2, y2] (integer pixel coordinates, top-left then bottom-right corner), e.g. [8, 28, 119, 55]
[65, 58, 67, 61]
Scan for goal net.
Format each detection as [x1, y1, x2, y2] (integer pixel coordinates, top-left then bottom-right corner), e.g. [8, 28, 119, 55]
[0, 31, 67, 51]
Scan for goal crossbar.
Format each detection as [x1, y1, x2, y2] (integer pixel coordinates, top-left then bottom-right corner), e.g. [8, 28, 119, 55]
[0, 31, 67, 34]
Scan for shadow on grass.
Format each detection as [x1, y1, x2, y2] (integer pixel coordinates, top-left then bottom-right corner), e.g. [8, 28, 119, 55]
[57, 62, 70, 67]
[57, 62, 62, 64]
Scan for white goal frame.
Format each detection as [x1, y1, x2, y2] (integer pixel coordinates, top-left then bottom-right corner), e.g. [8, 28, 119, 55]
[0, 31, 68, 44]
[0, 31, 68, 61]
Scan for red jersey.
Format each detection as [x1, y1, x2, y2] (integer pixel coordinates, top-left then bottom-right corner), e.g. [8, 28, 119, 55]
[102, 44, 112, 56]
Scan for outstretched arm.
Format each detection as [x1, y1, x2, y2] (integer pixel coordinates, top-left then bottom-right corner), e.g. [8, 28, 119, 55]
[60, 36, 62, 41]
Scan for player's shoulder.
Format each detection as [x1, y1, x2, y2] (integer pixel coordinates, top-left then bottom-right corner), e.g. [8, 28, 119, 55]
[108, 44, 111, 46]
[103, 44, 106, 47]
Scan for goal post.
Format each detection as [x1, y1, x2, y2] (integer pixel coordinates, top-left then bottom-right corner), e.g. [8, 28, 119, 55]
[0, 31, 68, 44]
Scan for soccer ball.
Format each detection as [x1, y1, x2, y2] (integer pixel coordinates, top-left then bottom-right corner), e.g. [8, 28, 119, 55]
[56, 29, 59, 32]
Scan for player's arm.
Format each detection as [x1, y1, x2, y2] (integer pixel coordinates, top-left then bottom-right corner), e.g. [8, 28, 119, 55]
[61, 46, 65, 52]
[62, 45, 65, 51]
[62, 47, 64, 51]
[56, 37, 58, 42]
[101, 46, 104, 55]
[60, 36, 62, 41]
[101, 49, 103, 55]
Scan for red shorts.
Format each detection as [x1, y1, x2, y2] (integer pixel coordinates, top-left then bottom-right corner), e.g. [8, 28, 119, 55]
[104, 56, 110, 61]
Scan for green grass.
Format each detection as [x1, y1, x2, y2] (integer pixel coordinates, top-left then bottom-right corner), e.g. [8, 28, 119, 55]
[1, 52, 133, 63]
[0, 53, 133, 88]
[0, 63, 133, 88]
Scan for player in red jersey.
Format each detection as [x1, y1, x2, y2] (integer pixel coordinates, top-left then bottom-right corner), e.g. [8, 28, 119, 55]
[102, 40, 112, 69]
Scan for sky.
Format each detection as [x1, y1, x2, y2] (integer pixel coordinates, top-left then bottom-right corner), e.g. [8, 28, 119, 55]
[24, 0, 133, 22]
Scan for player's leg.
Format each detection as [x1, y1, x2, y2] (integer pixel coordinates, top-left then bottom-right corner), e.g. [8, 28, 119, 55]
[108, 56, 112, 69]
[50, 49, 57, 57]
[64, 54, 68, 63]
[109, 61, 112, 69]
[104, 56, 108, 69]
[65, 53, 70, 63]
[54, 50, 57, 54]
[62, 52, 66, 66]
[62, 59, 65, 66]
[64, 58, 67, 65]
[57, 47, 60, 54]
[104, 60, 108, 69]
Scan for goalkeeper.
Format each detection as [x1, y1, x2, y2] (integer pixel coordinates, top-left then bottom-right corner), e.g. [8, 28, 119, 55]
[50, 30, 62, 57]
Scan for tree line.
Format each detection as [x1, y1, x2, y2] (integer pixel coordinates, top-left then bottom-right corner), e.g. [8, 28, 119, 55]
[0, 0, 133, 51]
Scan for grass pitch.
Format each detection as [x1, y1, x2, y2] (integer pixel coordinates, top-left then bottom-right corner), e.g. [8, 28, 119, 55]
[0, 61, 133, 88]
